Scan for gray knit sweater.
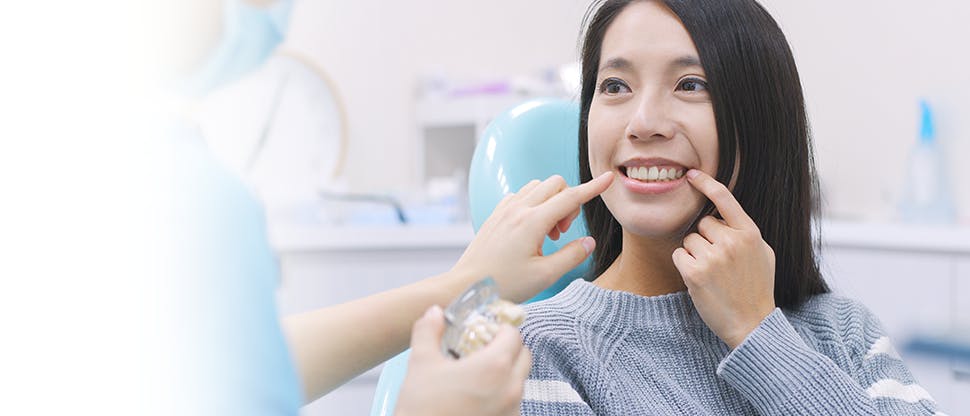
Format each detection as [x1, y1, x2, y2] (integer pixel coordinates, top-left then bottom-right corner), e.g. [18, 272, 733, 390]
[520, 279, 947, 415]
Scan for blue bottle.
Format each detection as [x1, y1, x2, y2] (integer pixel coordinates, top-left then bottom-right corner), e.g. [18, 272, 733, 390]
[898, 100, 956, 224]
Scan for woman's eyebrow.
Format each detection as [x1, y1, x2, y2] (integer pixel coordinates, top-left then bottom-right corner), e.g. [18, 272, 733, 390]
[599, 55, 703, 73]
[672, 55, 703, 69]
[599, 57, 632, 72]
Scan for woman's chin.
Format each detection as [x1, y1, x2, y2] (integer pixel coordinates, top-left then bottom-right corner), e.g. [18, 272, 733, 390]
[616, 214, 695, 241]
[602, 191, 705, 241]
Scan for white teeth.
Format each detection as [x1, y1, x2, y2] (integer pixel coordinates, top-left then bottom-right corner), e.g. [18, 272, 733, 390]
[627, 166, 685, 182]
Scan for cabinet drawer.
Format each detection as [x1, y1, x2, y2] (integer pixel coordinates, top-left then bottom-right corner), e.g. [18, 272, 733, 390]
[951, 257, 970, 412]
[955, 257, 970, 329]
[277, 247, 466, 315]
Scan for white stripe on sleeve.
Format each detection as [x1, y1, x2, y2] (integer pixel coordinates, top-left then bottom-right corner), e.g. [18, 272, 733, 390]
[864, 336, 901, 361]
[523, 379, 586, 404]
[865, 379, 935, 404]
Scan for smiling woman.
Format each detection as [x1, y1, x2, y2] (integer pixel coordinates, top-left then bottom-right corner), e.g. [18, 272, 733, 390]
[579, 0, 824, 306]
[517, 1, 947, 415]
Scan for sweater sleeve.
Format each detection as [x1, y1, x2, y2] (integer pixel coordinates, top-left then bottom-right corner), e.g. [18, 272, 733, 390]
[715, 304, 947, 415]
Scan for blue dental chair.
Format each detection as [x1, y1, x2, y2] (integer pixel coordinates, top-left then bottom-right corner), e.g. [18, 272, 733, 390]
[370, 99, 591, 415]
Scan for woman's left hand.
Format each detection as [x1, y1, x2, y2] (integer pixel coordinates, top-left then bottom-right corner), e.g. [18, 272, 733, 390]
[672, 169, 776, 349]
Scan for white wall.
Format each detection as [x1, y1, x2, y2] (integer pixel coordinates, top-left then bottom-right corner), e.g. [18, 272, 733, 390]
[760, 0, 970, 222]
[284, 0, 591, 190]
[283, 0, 970, 223]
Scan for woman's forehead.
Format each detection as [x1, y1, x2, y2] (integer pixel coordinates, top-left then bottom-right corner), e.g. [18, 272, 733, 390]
[599, 1, 701, 69]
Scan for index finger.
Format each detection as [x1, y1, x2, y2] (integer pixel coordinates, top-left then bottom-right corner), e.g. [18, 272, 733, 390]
[536, 171, 614, 224]
[684, 169, 756, 229]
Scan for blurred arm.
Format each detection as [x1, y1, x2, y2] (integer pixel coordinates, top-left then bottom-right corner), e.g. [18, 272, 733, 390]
[281, 270, 474, 403]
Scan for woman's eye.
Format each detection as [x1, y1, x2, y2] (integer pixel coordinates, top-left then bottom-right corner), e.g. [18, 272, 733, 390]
[598, 78, 630, 95]
[677, 78, 709, 93]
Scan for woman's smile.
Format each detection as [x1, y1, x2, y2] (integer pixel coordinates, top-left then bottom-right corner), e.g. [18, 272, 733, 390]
[618, 157, 690, 195]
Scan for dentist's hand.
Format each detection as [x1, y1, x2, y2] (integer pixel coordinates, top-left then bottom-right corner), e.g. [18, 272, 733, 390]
[396, 306, 530, 416]
[672, 169, 776, 349]
[450, 172, 614, 303]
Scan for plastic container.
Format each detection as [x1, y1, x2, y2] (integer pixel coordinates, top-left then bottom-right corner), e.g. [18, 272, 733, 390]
[440, 277, 526, 359]
[898, 100, 956, 224]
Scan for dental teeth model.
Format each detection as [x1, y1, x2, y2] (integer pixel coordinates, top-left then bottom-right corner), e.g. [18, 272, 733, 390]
[440, 278, 526, 358]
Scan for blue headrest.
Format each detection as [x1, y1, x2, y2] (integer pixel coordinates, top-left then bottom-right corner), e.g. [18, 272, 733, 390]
[467, 99, 589, 302]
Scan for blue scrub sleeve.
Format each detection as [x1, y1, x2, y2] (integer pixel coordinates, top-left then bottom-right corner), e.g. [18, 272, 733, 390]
[169, 122, 302, 415]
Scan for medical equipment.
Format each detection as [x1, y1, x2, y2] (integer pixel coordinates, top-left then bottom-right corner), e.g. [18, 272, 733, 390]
[441, 277, 526, 359]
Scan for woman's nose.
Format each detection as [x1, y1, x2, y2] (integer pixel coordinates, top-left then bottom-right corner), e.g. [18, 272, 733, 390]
[624, 93, 676, 142]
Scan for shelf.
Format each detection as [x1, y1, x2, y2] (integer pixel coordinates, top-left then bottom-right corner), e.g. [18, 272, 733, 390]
[821, 220, 970, 254]
[415, 95, 543, 128]
[269, 222, 475, 253]
[269, 220, 970, 255]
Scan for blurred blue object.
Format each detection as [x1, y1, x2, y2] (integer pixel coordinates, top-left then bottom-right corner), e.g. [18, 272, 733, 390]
[172, 121, 302, 415]
[898, 99, 956, 223]
[903, 332, 970, 363]
[370, 98, 586, 416]
[183, 0, 295, 95]
[371, 350, 411, 416]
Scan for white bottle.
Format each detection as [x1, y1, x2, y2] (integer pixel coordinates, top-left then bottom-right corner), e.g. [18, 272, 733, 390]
[898, 100, 956, 224]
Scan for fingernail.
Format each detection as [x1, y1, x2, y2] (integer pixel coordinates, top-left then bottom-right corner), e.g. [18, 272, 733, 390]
[425, 305, 441, 318]
[686, 169, 700, 179]
[581, 236, 595, 254]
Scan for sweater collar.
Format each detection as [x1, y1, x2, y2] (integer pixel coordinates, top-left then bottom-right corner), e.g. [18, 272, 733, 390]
[539, 279, 706, 329]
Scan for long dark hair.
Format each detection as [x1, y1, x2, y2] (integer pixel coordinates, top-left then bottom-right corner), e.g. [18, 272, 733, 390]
[578, 0, 829, 309]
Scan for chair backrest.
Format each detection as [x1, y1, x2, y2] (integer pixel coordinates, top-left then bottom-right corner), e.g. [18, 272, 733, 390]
[468, 98, 590, 300]
[370, 98, 586, 416]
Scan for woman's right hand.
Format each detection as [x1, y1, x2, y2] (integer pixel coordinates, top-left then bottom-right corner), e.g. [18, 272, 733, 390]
[449, 172, 614, 303]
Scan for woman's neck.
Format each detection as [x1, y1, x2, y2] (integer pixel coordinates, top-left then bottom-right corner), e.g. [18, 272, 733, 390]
[593, 231, 687, 297]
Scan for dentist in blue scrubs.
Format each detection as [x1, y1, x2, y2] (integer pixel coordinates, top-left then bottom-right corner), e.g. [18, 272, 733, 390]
[169, 1, 613, 415]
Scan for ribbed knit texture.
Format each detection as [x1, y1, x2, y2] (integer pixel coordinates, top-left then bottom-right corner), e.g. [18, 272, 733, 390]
[520, 279, 947, 415]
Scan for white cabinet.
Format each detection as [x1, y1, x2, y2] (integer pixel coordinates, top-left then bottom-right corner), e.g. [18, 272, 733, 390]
[955, 258, 970, 329]
[951, 258, 970, 412]
[414, 95, 534, 189]
[277, 247, 467, 316]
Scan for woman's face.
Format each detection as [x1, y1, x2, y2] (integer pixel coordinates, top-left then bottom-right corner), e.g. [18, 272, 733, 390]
[588, 1, 718, 238]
